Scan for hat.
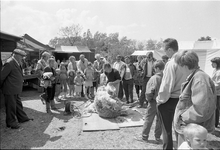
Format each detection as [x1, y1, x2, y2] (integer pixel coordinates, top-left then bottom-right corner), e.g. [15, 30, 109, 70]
[41, 51, 51, 58]
[146, 52, 153, 57]
[13, 49, 26, 56]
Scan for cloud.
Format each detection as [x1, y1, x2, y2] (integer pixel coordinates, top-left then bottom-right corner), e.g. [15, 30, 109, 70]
[106, 23, 144, 40]
[1, 3, 58, 44]
[1, 2, 105, 44]
[55, 9, 104, 35]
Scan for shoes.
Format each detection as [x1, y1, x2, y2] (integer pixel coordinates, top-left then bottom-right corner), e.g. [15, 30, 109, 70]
[19, 118, 34, 123]
[137, 105, 143, 108]
[134, 135, 148, 142]
[46, 109, 51, 113]
[7, 123, 20, 129]
[51, 107, 58, 110]
[155, 137, 162, 144]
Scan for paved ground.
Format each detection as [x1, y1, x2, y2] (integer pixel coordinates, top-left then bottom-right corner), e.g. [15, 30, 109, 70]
[0, 86, 220, 149]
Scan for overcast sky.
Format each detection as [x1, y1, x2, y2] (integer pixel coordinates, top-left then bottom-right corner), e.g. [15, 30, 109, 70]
[1, 0, 220, 44]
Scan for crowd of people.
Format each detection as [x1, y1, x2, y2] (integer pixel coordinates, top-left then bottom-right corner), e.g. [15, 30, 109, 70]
[1, 37, 220, 150]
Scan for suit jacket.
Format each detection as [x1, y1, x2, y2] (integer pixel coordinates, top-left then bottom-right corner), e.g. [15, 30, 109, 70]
[141, 58, 156, 79]
[1, 57, 24, 95]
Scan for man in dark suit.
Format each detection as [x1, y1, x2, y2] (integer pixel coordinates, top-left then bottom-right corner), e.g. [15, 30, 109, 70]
[0, 49, 33, 129]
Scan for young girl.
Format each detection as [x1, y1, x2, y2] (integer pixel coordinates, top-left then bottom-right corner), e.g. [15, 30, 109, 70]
[84, 62, 94, 99]
[67, 70, 76, 97]
[74, 71, 84, 98]
[178, 123, 212, 150]
[59, 62, 68, 98]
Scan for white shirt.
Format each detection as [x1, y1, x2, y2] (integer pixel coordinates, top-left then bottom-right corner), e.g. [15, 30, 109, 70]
[156, 55, 189, 104]
[147, 61, 153, 77]
[124, 65, 132, 80]
[113, 61, 124, 73]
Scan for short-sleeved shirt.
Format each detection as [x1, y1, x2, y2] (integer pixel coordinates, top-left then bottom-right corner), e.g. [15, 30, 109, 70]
[104, 68, 121, 83]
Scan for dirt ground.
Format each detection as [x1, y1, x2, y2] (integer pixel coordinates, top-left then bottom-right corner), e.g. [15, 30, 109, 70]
[0, 86, 220, 149]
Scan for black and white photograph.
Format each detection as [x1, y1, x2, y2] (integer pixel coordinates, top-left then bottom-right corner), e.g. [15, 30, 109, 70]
[1, 0, 220, 149]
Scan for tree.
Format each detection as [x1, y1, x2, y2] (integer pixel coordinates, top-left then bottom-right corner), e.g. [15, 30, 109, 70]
[59, 24, 83, 46]
[136, 41, 145, 50]
[145, 39, 163, 50]
[81, 29, 95, 49]
[198, 36, 212, 41]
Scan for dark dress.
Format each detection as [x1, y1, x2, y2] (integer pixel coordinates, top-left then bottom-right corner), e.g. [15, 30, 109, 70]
[43, 66, 56, 103]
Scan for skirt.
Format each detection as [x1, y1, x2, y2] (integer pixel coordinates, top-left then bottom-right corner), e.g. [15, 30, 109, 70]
[75, 85, 82, 93]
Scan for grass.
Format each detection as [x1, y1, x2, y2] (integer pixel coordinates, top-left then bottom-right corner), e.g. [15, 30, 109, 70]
[0, 86, 220, 149]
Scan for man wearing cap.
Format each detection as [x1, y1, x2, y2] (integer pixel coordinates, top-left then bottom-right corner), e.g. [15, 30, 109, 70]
[1, 49, 33, 129]
[139, 52, 156, 108]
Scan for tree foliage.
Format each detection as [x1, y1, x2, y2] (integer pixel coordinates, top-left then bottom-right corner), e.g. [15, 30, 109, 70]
[59, 24, 83, 46]
[49, 24, 164, 63]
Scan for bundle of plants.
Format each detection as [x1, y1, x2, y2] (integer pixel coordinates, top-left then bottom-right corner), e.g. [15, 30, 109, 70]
[94, 84, 123, 118]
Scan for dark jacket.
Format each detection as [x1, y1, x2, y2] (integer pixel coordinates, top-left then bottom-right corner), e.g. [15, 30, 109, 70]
[141, 58, 156, 79]
[1, 57, 24, 95]
[173, 69, 216, 134]
[145, 72, 163, 102]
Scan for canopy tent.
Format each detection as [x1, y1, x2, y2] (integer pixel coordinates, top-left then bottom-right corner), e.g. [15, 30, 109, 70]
[153, 40, 220, 77]
[54, 46, 91, 53]
[131, 50, 154, 56]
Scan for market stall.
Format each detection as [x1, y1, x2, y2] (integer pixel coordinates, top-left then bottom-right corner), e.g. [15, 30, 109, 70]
[53, 46, 95, 62]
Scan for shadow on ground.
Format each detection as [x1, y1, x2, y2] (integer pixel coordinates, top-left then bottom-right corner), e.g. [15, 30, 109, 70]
[0, 86, 86, 149]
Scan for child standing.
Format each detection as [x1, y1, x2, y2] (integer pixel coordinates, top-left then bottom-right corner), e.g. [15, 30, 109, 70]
[67, 70, 76, 97]
[84, 62, 94, 99]
[59, 62, 68, 98]
[178, 123, 212, 150]
[136, 60, 165, 142]
[74, 71, 84, 97]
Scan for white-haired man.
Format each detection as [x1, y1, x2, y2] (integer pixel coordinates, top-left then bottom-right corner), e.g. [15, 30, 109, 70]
[77, 54, 88, 97]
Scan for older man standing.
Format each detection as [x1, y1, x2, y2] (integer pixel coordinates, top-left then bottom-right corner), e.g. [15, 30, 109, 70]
[93, 54, 105, 90]
[77, 54, 88, 97]
[138, 52, 156, 108]
[1, 49, 33, 129]
[156, 38, 190, 150]
[77, 54, 88, 73]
